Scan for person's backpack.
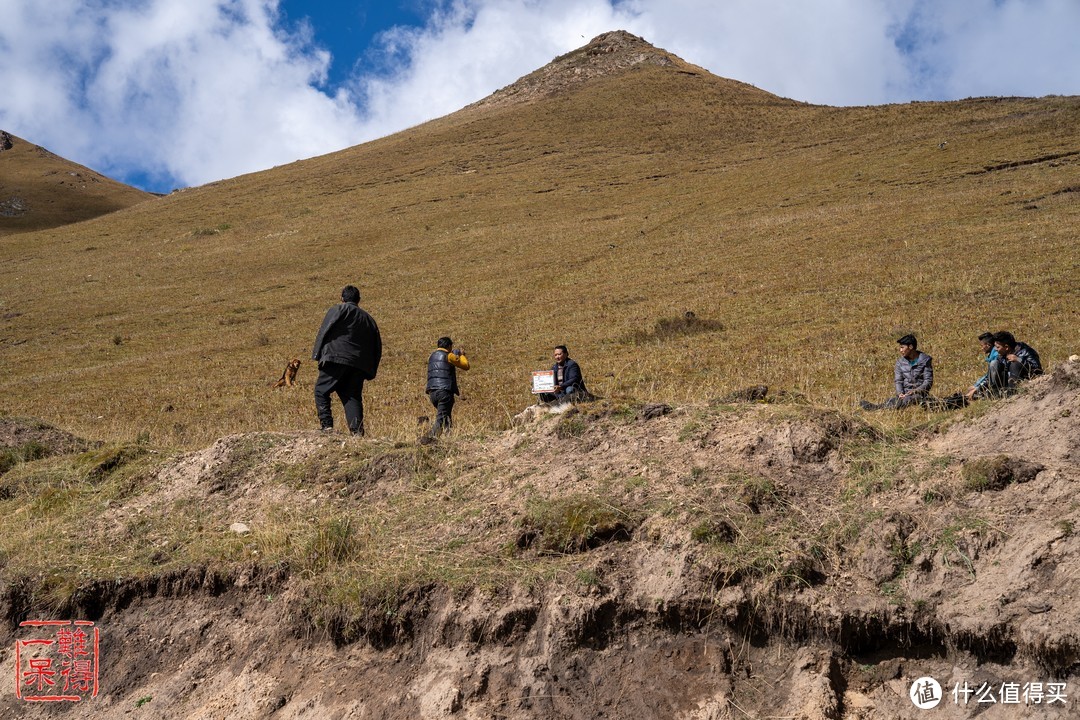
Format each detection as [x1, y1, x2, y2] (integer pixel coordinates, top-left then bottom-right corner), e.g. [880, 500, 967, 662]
[937, 393, 968, 410]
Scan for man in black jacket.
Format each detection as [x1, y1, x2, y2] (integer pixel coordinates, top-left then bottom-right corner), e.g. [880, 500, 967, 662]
[425, 336, 470, 439]
[311, 285, 382, 435]
[539, 345, 588, 404]
[987, 331, 1042, 393]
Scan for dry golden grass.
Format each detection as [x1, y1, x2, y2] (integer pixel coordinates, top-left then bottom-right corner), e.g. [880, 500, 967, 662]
[0, 429, 565, 616]
[0, 396, 1008, 629]
[0, 45, 1077, 448]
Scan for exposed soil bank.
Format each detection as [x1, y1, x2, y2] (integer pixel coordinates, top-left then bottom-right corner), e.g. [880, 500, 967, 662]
[1, 363, 1077, 719]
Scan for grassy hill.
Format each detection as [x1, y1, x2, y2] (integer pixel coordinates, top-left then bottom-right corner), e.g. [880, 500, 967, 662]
[2, 32, 1079, 718]
[0, 131, 152, 236]
[0, 31, 1077, 448]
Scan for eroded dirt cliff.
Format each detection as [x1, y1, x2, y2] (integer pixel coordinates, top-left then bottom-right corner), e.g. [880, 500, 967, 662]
[1, 362, 1078, 719]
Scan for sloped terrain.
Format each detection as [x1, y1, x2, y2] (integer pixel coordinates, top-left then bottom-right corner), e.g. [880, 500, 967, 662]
[1, 30, 1078, 719]
[0, 131, 152, 236]
[1, 363, 1076, 718]
[0, 32, 1076, 447]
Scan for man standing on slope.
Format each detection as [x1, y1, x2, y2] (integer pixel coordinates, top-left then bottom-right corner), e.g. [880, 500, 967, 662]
[424, 336, 470, 441]
[312, 285, 382, 435]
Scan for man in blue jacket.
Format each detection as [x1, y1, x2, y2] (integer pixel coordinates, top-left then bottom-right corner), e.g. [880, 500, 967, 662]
[860, 334, 933, 410]
[964, 332, 999, 401]
[539, 345, 588, 404]
[311, 285, 382, 435]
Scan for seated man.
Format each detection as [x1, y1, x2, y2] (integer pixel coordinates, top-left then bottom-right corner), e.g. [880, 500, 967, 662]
[538, 345, 588, 403]
[986, 331, 1042, 394]
[860, 334, 933, 410]
[963, 332, 999, 401]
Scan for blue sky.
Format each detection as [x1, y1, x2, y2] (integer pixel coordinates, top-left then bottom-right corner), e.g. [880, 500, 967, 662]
[278, 0, 426, 89]
[2, 0, 1078, 194]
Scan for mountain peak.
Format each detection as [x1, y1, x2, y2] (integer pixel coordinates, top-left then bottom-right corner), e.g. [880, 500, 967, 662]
[470, 31, 691, 111]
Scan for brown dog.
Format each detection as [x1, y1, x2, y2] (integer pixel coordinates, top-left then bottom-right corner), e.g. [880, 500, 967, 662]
[271, 358, 301, 388]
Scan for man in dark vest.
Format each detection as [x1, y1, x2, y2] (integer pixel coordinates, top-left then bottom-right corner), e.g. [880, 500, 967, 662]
[425, 336, 470, 439]
[311, 285, 382, 435]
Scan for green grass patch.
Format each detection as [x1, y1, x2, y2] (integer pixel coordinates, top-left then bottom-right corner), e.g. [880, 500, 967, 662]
[842, 440, 915, 498]
[524, 493, 635, 553]
[0, 440, 50, 475]
[554, 413, 588, 439]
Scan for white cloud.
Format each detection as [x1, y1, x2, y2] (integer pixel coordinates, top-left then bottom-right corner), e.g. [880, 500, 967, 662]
[1, 0, 1077, 192]
[896, 0, 1080, 99]
[354, 0, 640, 138]
[623, 0, 919, 105]
[0, 0, 366, 190]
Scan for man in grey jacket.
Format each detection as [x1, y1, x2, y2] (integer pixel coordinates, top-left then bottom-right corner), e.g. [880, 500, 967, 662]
[860, 334, 934, 410]
[312, 285, 382, 435]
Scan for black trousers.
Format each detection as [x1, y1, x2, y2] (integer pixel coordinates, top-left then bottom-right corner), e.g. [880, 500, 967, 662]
[881, 393, 927, 409]
[314, 362, 366, 435]
[428, 389, 455, 436]
[539, 386, 579, 404]
[862, 392, 930, 410]
[986, 358, 1032, 392]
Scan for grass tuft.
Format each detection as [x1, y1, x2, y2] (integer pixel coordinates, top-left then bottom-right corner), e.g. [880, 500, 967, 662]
[961, 455, 1011, 492]
[523, 493, 635, 554]
[624, 313, 725, 345]
[0, 440, 50, 475]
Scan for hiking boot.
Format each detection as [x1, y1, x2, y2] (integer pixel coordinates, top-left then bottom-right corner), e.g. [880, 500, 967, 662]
[859, 400, 877, 411]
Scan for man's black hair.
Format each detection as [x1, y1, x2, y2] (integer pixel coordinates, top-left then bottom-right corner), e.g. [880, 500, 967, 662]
[341, 285, 360, 303]
[555, 345, 569, 356]
[897, 334, 917, 349]
[978, 332, 995, 343]
[437, 336, 453, 350]
[993, 331, 1017, 348]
